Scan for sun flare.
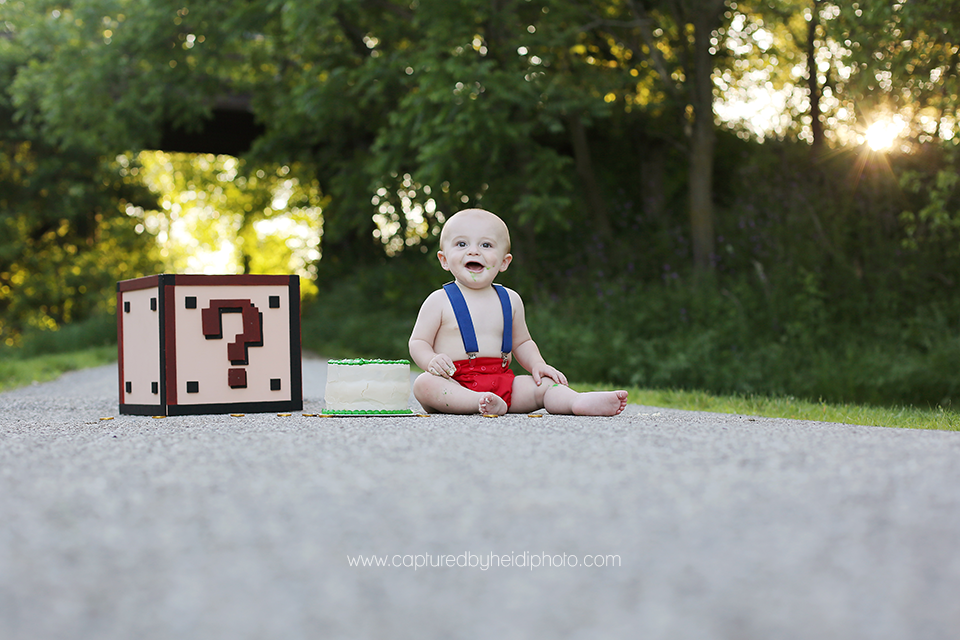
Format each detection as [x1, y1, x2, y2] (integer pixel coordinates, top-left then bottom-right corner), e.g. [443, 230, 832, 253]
[864, 118, 906, 152]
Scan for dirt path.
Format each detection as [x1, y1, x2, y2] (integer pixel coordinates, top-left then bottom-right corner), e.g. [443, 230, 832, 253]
[2, 361, 959, 639]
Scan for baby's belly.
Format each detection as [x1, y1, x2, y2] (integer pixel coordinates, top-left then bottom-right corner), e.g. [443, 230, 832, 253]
[433, 332, 507, 361]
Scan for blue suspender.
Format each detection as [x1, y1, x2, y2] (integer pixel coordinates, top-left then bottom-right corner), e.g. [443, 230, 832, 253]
[442, 282, 512, 359]
[443, 282, 479, 354]
[495, 285, 513, 356]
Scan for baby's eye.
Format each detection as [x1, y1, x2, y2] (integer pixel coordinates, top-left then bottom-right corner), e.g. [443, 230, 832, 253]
[482, 242, 492, 248]
[456, 241, 467, 247]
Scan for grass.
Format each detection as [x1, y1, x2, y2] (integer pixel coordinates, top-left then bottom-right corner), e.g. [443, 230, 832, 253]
[0, 346, 117, 393]
[574, 384, 960, 432]
[0, 345, 956, 432]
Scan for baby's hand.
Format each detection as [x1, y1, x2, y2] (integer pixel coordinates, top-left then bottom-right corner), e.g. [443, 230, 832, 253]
[532, 363, 568, 387]
[427, 354, 457, 380]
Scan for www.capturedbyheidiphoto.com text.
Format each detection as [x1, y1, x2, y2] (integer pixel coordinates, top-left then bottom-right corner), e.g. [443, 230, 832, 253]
[347, 552, 621, 571]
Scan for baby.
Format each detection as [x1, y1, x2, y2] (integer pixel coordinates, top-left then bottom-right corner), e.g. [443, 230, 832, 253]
[409, 208, 628, 416]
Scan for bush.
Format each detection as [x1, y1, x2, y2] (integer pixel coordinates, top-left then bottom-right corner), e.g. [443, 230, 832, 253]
[15, 313, 118, 357]
[527, 278, 960, 409]
[301, 253, 442, 360]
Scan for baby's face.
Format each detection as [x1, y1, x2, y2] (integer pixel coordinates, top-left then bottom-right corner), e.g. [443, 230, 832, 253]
[438, 210, 512, 289]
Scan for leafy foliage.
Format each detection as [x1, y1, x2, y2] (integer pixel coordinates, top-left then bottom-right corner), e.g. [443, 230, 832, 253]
[4, 0, 960, 409]
[0, 43, 161, 343]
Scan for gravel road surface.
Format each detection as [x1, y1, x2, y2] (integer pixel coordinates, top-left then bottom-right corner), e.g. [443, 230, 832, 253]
[2, 358, 959, 639]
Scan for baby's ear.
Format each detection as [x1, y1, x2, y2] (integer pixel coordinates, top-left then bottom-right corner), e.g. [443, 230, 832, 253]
[437, 250, 451, 271]
[499, 253, 513, 272]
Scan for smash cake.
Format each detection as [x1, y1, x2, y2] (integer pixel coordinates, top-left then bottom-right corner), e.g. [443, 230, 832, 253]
[323, 358, 413, 414]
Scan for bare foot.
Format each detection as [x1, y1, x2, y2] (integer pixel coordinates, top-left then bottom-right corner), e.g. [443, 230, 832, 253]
[479, 392, 508, 416]
[571, 390, 628, 416]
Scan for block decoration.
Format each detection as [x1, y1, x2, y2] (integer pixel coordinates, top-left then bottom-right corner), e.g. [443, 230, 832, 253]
[117, 274, 303, 415]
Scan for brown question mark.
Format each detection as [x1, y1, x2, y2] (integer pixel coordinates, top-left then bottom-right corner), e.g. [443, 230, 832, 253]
[201, 299, 263, 388]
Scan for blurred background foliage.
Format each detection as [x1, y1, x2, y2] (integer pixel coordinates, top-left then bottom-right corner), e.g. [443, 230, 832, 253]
[2, 0, 960, 407]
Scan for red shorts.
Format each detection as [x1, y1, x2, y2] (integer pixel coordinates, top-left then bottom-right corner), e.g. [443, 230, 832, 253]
[452, 357, 515, 409]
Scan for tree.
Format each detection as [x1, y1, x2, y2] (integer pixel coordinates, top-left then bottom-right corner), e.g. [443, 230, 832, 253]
[243, 0, 620, 274]
[5, 1, 617, 274]
[0, 3, 161, 344]
[577, 0, 730, 274]
[824, 0, 960, 145]
[19, 0, 954, 285]
[8, 0, 769, 280]
[806, 0, 826, 153]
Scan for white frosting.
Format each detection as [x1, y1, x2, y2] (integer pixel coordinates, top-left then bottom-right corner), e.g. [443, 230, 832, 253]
[324, 361, 411, 411]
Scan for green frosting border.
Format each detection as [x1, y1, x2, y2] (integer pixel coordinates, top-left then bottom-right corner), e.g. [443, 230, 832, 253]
[327, 358, 410, 366]
[321, 409, 414, 415]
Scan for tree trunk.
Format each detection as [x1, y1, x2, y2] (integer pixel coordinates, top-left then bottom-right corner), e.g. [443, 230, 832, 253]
[807, 0, 825, 156]
[640, 137, 666, 222]
[566, 113, 612, 244]
[689, 10, 717, 275]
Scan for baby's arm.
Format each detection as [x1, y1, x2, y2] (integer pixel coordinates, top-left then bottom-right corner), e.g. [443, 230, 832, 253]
[409, 290, 457, 379]
[508, 289, 568, 386]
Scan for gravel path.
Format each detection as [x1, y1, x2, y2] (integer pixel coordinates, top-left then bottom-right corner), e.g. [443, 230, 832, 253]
[2, 359, 959, 639]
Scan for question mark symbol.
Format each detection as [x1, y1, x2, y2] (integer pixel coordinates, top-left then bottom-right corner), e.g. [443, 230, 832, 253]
[201, 299, 264, 388]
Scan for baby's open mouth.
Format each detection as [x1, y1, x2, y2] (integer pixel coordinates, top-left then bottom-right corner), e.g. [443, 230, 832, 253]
[465, 261, 485, 273]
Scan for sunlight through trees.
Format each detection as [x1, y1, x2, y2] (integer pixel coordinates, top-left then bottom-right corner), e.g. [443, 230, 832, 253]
[126, 151, 324, 294]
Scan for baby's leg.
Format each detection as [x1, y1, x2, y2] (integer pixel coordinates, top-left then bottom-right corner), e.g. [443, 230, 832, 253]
[413, 372, 508, 415]
[507, 375, 552, 413]
[509, 376, 628, 416]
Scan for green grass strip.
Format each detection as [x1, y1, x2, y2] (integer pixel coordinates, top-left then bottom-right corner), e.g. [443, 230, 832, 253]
[0, 346, 117, 393]
[327, 358, 410, 365]
[3, 348, 957, 432]
[573, 385, 960, 432]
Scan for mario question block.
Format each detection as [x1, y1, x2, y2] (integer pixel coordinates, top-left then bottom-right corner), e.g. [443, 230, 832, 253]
[117, 274, 303, 415]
